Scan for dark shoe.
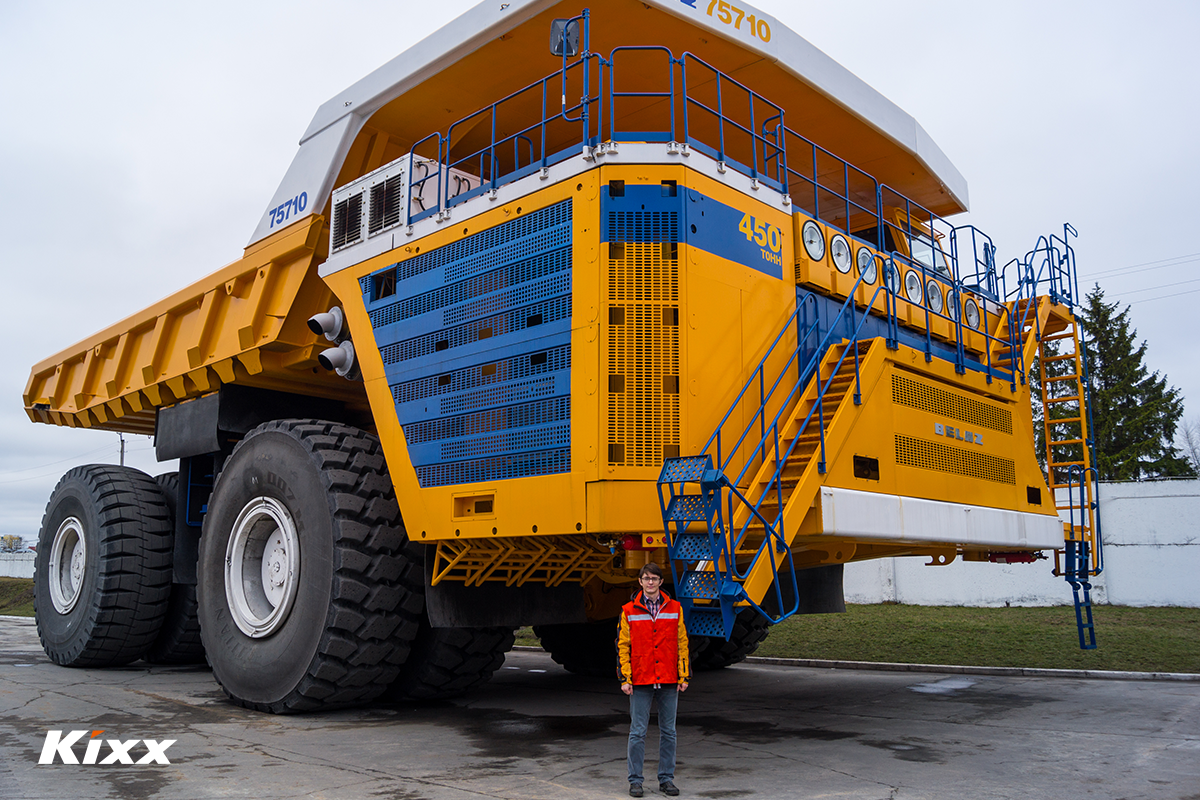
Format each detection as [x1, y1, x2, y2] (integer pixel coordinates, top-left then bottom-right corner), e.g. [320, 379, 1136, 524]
[630, 783, 643, 797]
[660, 780, 680, 796]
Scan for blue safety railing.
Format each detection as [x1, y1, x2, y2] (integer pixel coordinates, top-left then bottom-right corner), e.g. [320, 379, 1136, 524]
[394, 33, 996, 305]
[998, 223, 1081, 386]
[391, 24, 1017, 388]
[679, 53, 785, 188]
[659, 256, 903, 634]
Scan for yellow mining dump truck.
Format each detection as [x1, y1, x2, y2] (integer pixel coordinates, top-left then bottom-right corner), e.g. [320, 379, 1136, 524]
[24, 0, 1103, 713]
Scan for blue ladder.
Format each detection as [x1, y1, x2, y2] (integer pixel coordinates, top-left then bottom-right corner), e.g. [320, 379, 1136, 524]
[1064, 539, 1096, 650]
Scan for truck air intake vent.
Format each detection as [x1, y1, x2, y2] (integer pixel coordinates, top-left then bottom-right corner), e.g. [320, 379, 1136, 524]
[895, 434, 1015, 485]
[368, 175, 405, 234]
[892, 373, 1013, 434]
[332, 192, 363, 251]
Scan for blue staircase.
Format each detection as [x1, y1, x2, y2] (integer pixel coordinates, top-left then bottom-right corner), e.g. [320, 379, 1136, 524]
[657, 455, 773, 638]
[658, 267, 895, 640]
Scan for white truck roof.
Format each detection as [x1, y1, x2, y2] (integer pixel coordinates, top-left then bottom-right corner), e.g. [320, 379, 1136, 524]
[248, 0, 968, 247]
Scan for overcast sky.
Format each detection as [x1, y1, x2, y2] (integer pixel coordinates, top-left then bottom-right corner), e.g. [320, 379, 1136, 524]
[2, 0, 1197, 543]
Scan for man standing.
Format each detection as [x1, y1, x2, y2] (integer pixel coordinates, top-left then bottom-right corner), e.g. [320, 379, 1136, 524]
[619, 562, 690, 797]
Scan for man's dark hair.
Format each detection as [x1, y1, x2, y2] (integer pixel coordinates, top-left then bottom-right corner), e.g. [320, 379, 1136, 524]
[639, 562, 664, 579]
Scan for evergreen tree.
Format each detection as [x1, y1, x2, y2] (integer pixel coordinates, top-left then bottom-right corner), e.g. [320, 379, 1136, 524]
[1079, 285, 1194, 480]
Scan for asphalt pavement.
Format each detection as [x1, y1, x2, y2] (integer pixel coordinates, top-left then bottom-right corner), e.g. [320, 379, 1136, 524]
[2, 615, 1198, 800]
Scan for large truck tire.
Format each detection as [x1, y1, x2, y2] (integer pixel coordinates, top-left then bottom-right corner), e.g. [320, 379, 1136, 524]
[387, 620, 515, 700]
[144, 472, 206, 665]
[533, 618, 619, 678]
[197, 420, 423, 714]
[690, 608, 770, 670]
[34, 465, 173, 667]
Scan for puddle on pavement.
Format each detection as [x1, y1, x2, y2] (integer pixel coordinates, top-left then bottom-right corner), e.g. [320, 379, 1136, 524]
[908, 677, 977, 695]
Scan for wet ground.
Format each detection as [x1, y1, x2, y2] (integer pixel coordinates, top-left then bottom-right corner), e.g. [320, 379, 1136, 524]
[2, 615, 1198, 800]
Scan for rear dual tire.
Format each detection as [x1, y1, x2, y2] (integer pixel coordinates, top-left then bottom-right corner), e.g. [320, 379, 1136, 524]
[34, 465, 173, 667]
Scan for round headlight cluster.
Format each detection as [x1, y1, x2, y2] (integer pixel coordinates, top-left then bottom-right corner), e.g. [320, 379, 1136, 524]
[964, 298, 981, 330]
[830, 234, 851, 273]
[802, 220, 825, 261]
[884, 259, 901, 295]
[904, 270, 923, 304]
[926, 280, 943, 314]
[857, 247, 876, 284]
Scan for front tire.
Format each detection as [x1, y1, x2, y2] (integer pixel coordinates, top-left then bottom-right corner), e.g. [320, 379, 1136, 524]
[34, 465, 173, 667]
[690, 608, 770, 670]
[534, 618, 619, 677]
[388, 620, 515, 700]
[197, 420, 422, 713]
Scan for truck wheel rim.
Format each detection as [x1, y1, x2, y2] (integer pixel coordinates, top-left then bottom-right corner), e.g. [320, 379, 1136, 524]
[225, 497, 301, 638]
[48, 517, 86, 614]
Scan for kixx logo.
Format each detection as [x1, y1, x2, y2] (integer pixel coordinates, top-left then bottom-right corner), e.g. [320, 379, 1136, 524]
[38, 730, 175, 765]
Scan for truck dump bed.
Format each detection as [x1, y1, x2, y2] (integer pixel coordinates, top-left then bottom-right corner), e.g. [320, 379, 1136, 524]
[23, 218, 360, 434]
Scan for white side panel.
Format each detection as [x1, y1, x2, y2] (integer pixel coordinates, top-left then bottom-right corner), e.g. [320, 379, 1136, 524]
[248, 116, 359, 246]
[817, 486, 1064, 550]
[657, 1, 968, 211]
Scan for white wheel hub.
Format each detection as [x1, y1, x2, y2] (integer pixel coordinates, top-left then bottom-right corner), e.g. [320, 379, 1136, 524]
[48, 517, 86, 614]
[225, 497, 301, 638]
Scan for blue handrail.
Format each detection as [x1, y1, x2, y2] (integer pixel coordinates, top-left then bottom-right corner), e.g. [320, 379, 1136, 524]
[390, 33, 1003, 316]
[608, 46, 676, 143]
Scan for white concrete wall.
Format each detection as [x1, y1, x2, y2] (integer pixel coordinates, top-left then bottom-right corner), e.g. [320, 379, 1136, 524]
[0, 553, 35, 579]
[843, 479, 1199, 608]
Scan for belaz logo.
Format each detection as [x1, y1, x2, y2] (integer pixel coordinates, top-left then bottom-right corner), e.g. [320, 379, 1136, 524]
[935, 422, 983, 446]
[39, 730, 175, 765]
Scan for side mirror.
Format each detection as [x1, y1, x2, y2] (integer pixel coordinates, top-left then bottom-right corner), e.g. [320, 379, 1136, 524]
[549, 18, 580, 57]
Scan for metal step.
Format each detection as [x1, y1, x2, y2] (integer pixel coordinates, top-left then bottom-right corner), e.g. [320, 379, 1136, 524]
[666, 494, 710, 522]
[659, 455, 709, 483]
[671, 531, 713, 561]
[677, 570, 720, 600]
[684, 606, 726, 638]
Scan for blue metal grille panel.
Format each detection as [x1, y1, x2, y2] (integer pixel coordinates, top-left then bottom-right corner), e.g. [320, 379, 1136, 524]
[368, 248, 571, 329]
[404, 397, 570, 445]
[439, 421, 569, 461]
[439, 375, 562, 416]
[379, 295, 571, 365]
[391, 345, 570, 405]
[678, 570, 720, 600]
[364, 199, 573, 487]
[685, 607, 725, 637]
[416, 448, 570, 487]
[393, 202, 572, 283]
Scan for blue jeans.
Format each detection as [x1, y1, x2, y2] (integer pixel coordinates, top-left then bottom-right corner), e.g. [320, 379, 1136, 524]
[627, 684, 679, 785]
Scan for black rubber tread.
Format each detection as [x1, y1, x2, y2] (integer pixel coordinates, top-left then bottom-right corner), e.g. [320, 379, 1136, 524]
[388, 620, 516, 700]
[691, 608, 771, 670]
[197, 419, 423, 714]
[533, 618, 619, 678]
[144, 473, 206, 665]
[34, 465, 173, 667]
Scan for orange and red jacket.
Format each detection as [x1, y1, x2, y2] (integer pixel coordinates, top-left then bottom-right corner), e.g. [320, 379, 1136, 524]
[618, 590, 691, 686]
